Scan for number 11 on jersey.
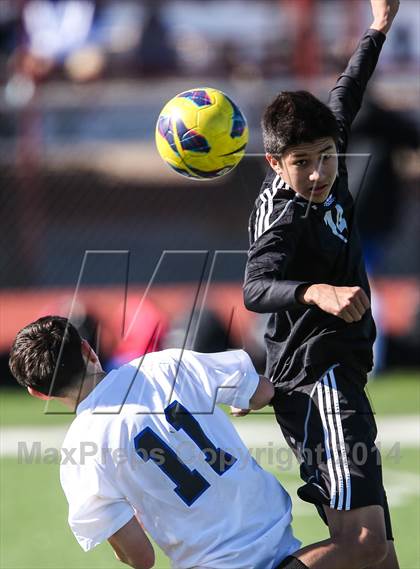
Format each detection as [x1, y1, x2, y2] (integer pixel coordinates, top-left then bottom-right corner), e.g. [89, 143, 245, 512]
[134, 401, 237, 506]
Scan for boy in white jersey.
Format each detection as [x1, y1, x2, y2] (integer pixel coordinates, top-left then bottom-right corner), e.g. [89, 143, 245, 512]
[9, 316, 300, 569]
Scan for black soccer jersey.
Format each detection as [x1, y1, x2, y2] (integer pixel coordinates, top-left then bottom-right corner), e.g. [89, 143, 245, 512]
[244, 29, 386, 387]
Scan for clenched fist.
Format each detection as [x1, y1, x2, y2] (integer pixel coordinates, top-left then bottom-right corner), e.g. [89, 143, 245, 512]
[298, 284, 371, 323]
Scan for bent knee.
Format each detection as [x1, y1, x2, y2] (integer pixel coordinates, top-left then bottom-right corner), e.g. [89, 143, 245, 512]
[359, 529, 388, 564]
[335, 530, 388, 566]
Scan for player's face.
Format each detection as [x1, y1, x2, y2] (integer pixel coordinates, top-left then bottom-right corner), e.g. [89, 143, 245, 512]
[267, 137, 338, 204]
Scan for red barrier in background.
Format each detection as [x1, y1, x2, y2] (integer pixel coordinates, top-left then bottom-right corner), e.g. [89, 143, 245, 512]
[1, 279, 418, 353]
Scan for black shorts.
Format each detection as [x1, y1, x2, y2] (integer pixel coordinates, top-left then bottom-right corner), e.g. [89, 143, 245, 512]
[272, 364, 393, 541]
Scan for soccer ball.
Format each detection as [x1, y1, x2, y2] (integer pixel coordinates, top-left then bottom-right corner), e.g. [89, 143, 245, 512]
[155, 87, 248, 180]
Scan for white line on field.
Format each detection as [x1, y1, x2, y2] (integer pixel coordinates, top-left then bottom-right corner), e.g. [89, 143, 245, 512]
[0, 415, 419, 457]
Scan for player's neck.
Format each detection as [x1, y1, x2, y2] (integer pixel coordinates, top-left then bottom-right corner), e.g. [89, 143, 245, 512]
[59, 370, 108, 410]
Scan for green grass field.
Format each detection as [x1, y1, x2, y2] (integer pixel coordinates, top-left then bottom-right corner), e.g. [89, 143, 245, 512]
[1, 372, 419, 569]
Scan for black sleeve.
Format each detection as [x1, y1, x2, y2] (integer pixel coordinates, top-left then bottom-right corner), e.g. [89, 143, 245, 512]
[244, 200, 308, 313]
[328, 28, 386, 152]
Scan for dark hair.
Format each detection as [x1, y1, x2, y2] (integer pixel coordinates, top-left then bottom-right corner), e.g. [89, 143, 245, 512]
[9, 316, 86, 396]
[262, 91, 339, 155]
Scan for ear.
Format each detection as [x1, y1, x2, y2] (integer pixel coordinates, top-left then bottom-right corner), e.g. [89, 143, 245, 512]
[81, 339, 97, 364]
[265, 153, 283, 175]
[27, 386, 53, 400]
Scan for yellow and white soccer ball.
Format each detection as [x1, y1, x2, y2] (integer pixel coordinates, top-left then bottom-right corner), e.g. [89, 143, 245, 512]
[155, 87, 249, 180]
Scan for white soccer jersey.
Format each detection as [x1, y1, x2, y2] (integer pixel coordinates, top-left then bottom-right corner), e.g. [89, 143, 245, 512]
[60, 349, 300, 569]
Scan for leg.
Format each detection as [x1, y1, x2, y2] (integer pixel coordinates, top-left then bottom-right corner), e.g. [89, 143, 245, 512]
[366, 541, 399, 569]
[274, 366, 397, 569]
[292, 504, 388, 569]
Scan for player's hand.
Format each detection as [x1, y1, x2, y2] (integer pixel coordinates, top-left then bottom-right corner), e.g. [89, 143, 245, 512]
[230, 406, 251, 417]
[298, 284, 370, 323]
[370, 0, 399, 35]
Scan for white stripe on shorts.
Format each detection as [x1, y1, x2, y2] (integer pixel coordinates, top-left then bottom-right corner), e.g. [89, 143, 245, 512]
[303, 364, 352, 511]
[317, 380, 337, 509]
[328, 368, 352, 510]
[316, 369, 352, 511]
[322, 374, 345, 509]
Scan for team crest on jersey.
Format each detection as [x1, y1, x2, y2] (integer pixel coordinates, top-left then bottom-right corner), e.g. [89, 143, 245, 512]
[324, 203, 348, 243]
[323, 194, 336, 208]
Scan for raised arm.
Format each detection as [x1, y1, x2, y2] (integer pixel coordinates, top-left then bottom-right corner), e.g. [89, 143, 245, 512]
[328, 0, 399, 150]
[370, 0, 400, 35]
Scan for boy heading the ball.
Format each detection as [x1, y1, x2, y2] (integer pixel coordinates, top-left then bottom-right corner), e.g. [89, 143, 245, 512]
[243, 1, 400, 568]
[9, 316, 300, 569]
